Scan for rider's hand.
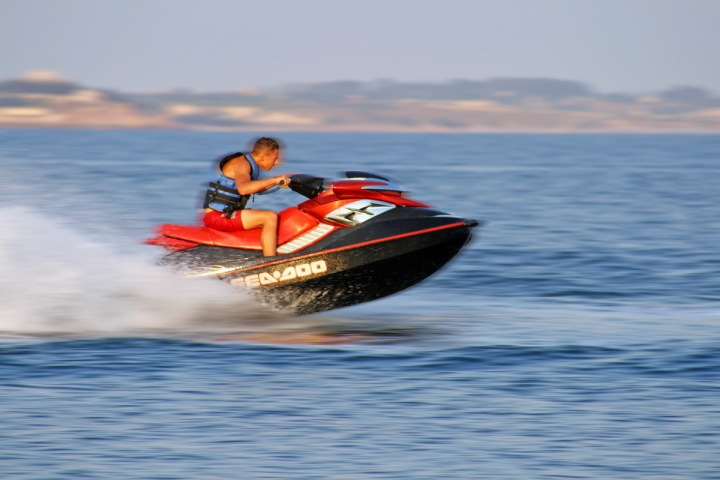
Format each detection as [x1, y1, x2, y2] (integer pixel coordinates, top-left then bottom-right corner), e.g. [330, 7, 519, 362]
[276, 175, 292, 187]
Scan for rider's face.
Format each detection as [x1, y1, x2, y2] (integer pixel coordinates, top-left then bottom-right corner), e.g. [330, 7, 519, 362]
[260, 149, 280, 170]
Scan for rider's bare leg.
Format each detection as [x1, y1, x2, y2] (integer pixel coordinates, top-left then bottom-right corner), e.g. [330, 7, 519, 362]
[240, 210, 279, 256]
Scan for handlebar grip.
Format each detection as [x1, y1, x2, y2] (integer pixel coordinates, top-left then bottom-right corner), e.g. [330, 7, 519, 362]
[279, 180, 285, 186]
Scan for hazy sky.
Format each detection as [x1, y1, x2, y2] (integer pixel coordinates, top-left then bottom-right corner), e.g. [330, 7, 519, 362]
[2, 0, 719, 94]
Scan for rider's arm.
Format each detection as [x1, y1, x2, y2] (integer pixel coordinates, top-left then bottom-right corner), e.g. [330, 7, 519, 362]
[232, 157, 291, 195]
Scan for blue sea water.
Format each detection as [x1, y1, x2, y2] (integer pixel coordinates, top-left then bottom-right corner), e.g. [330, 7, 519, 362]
[0, 130, 719, 478]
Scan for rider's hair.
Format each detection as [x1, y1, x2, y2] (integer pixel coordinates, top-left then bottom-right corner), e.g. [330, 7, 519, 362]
[253, 137, 281, 152]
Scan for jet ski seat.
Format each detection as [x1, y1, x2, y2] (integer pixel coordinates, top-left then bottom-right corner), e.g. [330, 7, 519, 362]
[156, 207, 319, 250]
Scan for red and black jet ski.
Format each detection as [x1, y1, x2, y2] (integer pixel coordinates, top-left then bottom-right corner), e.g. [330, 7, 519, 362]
[145, 172, 480, 314]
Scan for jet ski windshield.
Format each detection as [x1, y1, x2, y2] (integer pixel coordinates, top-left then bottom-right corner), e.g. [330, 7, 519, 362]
[344, 171, 391, 181]
[288, 174, 326, 199]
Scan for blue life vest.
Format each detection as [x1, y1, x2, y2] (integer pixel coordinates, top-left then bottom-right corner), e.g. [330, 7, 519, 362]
[203, 152, 260, 217]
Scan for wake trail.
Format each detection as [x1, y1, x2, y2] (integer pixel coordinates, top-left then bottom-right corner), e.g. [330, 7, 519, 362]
[0, 207, 297, 337]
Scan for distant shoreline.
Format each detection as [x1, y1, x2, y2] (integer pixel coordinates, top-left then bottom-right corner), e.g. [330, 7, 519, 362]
[2, 73, 719, 133]
[4, 127, 718, 136]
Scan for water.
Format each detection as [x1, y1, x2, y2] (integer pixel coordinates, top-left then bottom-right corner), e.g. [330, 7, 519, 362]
[1, 130, 719, 478]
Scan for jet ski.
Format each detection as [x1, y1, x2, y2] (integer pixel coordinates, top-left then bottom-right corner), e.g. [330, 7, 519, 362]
[145, 172, 480, 314]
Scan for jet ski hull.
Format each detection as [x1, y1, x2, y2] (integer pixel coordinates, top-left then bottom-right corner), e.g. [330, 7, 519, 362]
[222, 221, 474, 314]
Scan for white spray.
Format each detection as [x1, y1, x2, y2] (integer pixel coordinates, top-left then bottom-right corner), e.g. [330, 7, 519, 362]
[0, 207, 289, 337]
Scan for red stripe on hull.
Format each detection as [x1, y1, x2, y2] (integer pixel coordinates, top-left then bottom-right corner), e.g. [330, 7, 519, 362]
[224, 221, 468, 275]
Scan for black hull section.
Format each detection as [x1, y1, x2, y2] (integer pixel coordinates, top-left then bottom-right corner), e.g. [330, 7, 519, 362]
[222, 224, 473, 314]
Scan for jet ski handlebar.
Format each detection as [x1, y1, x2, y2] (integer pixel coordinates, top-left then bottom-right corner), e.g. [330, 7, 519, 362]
[288, 174, 326, 199]
[287, 171, 405, 199]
